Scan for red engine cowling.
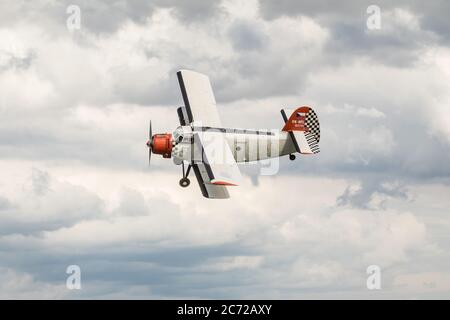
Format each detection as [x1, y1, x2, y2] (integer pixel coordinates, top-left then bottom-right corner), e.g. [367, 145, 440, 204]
[150, 134, 172, 158]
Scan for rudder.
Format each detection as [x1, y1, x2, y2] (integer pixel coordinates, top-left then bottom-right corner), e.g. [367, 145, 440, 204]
[281, 106, 320, 155]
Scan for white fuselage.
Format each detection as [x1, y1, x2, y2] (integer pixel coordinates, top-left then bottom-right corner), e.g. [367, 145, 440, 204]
[171, 126, 296, 164]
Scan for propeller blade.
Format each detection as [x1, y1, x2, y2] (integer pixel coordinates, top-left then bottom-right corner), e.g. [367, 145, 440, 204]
[149, 120, 152, 141]
[148, 120, 152, 166]
[148, 147, 151, 165]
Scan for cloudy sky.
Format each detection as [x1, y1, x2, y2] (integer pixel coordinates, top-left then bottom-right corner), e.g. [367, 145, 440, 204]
[1, 0, 450, 299]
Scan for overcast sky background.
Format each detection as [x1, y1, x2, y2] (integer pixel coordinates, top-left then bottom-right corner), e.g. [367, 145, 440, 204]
[0, 0, 450, 299]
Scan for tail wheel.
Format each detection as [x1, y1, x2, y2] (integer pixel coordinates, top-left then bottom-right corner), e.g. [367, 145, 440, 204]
[289, 154, 296, 161]
[179, 178, 190, 187]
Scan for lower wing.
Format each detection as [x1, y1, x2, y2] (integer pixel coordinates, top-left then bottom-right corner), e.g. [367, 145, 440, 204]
[191, 163, 230, 199]
[190, 130, 242, 199]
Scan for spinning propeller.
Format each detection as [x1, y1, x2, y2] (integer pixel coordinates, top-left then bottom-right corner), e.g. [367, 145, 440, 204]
[146, 120, 152, 165]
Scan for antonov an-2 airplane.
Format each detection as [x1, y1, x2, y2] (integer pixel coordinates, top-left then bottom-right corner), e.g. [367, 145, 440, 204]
[146, 70, 320, 199]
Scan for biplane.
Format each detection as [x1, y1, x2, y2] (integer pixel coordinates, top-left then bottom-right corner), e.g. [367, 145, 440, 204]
[146, 70, 320, 199]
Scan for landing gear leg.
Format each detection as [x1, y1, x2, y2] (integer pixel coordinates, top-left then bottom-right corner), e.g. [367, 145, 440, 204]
[289, 154, 296, 161]
[179, 162, 191, 187]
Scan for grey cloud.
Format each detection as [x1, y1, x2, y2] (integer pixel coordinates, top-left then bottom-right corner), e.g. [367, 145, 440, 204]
[114, 188, 148, 216]
[228, 21, 267, 51]
[259, 0, 368, 18]
[259, 0, 444, 66]
[259, 0, 450, 29]
[31, 168, 50, 195]
[405, 1, 450, 43]
[0, 241, 255, 298]
[0, 196, 12, 210]
[0, 169, 105, 236]
[0, 0, 220, 34]
[0, 166, 445, 298]
[0, 191, 438, 298]
[113, 187, 180, 217]
[337, 177, 409, 209]
[110, 66, 182, 105]
[325, 22, 434, 67]
[0, 50, 35, 72]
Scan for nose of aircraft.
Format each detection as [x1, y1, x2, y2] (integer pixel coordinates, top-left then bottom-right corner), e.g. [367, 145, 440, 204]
[150, 134, 173, 158]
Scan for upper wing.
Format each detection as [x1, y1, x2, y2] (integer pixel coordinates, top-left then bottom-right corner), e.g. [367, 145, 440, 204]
[177, 70, 222, 127]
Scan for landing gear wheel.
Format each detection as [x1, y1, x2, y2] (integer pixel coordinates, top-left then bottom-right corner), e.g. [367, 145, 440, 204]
[179, 177, 190, 187]
[180, 162, 191, 187]
[289, 154, 296, 161]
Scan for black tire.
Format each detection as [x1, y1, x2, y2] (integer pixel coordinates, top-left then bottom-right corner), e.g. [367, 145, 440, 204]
[179, 178, 190, 187]
[289, 154, 296, 161]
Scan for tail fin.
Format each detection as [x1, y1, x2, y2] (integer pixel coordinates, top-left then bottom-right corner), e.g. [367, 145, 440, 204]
[281, 106, 320, 155]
